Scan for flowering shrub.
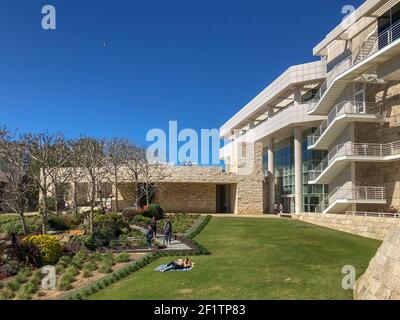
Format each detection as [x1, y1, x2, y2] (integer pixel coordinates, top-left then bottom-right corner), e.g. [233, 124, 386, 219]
[23, 235, 61, 265]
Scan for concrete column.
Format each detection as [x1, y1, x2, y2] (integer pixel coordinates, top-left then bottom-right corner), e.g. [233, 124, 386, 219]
[268, 137, 275, 213]
[294, 87, 302, 105]
[294, 127, 303, 214]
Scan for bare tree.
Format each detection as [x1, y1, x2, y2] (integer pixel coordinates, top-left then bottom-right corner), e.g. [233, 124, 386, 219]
[0, 128, 31, 234]
[69, 141, 85, 215]
[22, 132, 69, 233]
[125, 144, 169, 207]
[75, 137, 108, 234]
[104, 138, 130, 212]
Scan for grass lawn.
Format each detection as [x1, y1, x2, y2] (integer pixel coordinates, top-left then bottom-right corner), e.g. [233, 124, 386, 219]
[89, 217, 381, 300]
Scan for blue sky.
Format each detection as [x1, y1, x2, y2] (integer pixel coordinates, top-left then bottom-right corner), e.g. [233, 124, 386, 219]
[0, 0, 364, 153]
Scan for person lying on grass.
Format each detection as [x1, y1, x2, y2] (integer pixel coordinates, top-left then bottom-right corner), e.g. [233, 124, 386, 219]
[160, 258, 192, 272]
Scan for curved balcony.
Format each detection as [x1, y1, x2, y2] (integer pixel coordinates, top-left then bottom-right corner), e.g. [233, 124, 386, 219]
[308, 21, 400, 116]
[307, 101, 385, 150]
[309, 141, 400, 185]
[316, 186, 387, 214]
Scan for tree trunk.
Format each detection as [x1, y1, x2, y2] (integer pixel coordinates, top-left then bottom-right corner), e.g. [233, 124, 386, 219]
[114, 168, 119, 213]
[41, 169, 48, 234]
[89, 177, 96, 235]
[19, 212, 27, 235]
[74, 181, 78, 215]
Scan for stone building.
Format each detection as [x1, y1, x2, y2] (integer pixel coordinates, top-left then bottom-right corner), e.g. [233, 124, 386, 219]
[221, 0, 400, 216]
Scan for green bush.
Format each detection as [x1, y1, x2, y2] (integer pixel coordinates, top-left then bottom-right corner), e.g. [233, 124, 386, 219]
[83, 261, 98, 272]
[58, 274, 73, 291]
[6, 280, 20, 292]
[0, 217, 42, 236]
[18, 281, 38, 295]
[65, 212, 84, 227]
[47, 215, 69, 231]
[0, 288, 15, 300]
[82, 270, 92, 278]
[65, 266, 79, 278]
[98, 263, 113, 274]
[115, 252, 130, 263]
[143, 204, 164, 220]
[15, 267, 31, 284]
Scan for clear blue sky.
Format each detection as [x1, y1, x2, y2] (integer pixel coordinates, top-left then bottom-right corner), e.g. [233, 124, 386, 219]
[1, 0, 364, 148]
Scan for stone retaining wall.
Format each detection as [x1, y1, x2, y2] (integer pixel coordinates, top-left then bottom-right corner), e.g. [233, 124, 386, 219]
[355, 228, 400, 300]
[295, 213, 400, 240]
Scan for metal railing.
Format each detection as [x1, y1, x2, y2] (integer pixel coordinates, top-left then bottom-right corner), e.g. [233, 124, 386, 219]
[309, 141, 400, 182]
[315, 186, 386, 213]
[308, 101, 381, 146]
[307, 21, 400, 113]
[346, 211, 399, 218]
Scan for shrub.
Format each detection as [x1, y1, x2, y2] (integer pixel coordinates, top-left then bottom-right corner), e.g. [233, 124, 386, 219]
[6, 241, 43, 269]
[15, 267, 31, 284]
[6, 280, 20, 292]
[31, 270, 44, 286]
[101, 253, 115, 266]
[98, 263, 113, 274]
[83, 261, 98, 272]
[82, 270, 92, 278]
[18, 281, 38, 295]
[0, 288, 15, 300]
[122, 207, 141, 223]
[58, 274, 73, 291]
[47, 215, 69, 231]
[0, 217, 42, 236]
[92, 213, 130, 247]
[37, 291, 46, 297]
[143, 204, 164, 220]
[65, 266, 79, 278]
[115, 252, 130, 263]
[64, 212, 84, 227]
[22, 235, 61, 265]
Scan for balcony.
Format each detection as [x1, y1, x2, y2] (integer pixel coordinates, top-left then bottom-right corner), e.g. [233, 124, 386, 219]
[309, 20, 400, 115]
[309, 141, 400, 184]
[307, 101, 385, 150]
[316, 186, 387, 214]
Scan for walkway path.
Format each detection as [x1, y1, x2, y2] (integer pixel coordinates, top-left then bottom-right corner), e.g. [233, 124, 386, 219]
[131, 225, 192, 251]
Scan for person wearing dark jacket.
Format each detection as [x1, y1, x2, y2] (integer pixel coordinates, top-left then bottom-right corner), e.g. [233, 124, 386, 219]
[163, 218, 173, 246]
[146, 224, 154, 250]
[150, 217, 157, 237]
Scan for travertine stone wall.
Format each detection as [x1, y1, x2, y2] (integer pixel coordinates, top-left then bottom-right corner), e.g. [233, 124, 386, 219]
[155, 183, 216, 214]
[295, 213, 400, 240]
[355, 228, 400, 300]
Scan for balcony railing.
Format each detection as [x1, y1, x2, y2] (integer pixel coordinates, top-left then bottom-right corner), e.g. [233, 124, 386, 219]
[346, 211, 400, 218]
[307, 20, 400, 113]
[315, 186, 386, 213]
[308, 101, 382, 146]
[309, 141, 400, 182]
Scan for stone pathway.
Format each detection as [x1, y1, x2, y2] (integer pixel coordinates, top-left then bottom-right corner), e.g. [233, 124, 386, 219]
[131, 225, 192, 251]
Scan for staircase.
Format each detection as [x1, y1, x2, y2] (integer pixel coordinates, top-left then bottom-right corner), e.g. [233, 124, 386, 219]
[353, 33, 378, 65]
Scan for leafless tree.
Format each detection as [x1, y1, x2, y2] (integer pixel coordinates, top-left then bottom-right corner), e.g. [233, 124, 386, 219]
[21, 132, 69, 233]
[125, 144, 169, 207]
[69, 141, 86, 215]
[104, 138, 130, 213]
[74, 137, 108, 234]
[0, 128, 31, 234]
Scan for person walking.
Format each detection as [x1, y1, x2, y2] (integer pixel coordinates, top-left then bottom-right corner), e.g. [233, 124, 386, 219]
[163, 218, 173, 246]
[273, 203, 278, 214]
[279, 203, 284, 214]
[150, 217, 157, 237]
[146, 224, 154, 250]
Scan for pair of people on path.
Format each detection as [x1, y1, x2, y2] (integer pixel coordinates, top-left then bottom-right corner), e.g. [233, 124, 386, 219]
[146, 217, 173, 250]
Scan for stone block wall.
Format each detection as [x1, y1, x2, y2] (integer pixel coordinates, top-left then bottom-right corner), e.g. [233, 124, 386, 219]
[296, 213, 400, 240]
[155, 183, 217, 214]
[355, 228, 400, 300]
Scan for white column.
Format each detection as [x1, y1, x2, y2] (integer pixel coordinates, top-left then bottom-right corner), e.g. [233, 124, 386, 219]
[294, 127, 303, 215]
[268, 137, 275, 213]
[294, 86, 302, 105]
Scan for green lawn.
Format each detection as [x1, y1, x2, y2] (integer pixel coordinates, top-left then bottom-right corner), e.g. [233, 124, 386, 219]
[89, 217, 380, 300]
